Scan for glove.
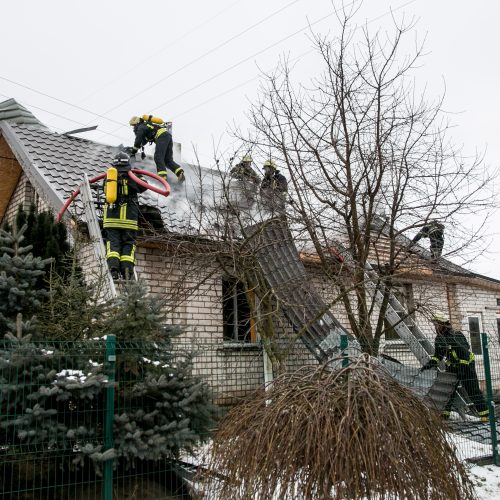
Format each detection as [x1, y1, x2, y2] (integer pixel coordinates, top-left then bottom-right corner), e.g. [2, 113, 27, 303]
[124, 146, 137, 157]
[420, 359, 437, 372]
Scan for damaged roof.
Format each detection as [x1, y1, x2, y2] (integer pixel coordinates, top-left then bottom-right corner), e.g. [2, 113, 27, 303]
[0, 119, 222, 236]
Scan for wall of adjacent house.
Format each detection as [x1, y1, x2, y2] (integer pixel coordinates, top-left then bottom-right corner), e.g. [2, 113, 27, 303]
[454, 284, 500, 391]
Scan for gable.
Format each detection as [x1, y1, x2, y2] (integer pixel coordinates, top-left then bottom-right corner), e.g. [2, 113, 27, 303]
[0, 135, 22, 223]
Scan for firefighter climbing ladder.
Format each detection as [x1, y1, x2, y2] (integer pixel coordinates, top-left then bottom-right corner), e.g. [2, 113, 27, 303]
[246, 218, 460, 412]
[80, 174, 117, 300]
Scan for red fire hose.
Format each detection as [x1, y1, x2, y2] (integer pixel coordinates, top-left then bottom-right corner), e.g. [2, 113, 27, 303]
[55, 169, 170, 223]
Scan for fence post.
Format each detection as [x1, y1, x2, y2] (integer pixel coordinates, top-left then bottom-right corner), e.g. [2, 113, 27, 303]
[340, 334, 349, 367]
[103, 335, 116, 499]
[481, 332, 499, 466]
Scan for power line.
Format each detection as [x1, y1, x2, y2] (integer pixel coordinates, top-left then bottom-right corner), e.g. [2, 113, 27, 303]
[0, 92, 126, 142]
[77, 0, 246, 105]
[0, 75, 123, 126]
[98, 0, 304, 116]
[97, 4, 340, 140]
[163, 0, 418, 121]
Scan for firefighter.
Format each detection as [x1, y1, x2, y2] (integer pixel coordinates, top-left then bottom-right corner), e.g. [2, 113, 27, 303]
[230, 155, 259, 184]
[260, 159, 288, 211]
[412, 221, 445, 258]
[128, 116, 185, 183]
[421, 311, 489, 422]
[103, 152, 146, 280]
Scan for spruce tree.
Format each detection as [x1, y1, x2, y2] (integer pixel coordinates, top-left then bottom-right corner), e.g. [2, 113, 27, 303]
[103, 281, 214, 462]
[0, 224, 51, 335]
[16, 204, 71, 280]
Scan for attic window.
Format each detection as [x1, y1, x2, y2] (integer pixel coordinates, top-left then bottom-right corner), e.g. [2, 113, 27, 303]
[222, 277, 255, 343]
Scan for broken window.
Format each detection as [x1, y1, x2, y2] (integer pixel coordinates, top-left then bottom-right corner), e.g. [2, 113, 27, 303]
[222, 277, 255, 343]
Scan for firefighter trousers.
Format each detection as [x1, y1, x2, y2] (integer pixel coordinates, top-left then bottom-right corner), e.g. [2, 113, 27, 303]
[105, 228, 137, 278]
[444, 362, 488, 417]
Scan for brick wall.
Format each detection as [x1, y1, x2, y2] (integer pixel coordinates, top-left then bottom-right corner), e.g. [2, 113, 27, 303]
[3, 172, 48, 226]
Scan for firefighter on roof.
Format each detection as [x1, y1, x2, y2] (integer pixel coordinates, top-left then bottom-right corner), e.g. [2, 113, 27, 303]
[230, 154, 259, 183]
[103, 152, 147, 280]
[129, 115, 185, 183]
[421, 311, 489, 421]
[260, 159, 288, 211]
[412, 220, 445, 258]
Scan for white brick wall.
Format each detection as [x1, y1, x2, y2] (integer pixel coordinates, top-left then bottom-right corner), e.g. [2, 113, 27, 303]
[3, 173, 49, 226]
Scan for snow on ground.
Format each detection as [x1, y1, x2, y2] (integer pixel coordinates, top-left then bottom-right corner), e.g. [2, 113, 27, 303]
[469, 464, 500, 499]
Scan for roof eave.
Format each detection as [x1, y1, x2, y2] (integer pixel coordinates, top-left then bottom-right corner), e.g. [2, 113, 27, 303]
[0, 122, 65, 213]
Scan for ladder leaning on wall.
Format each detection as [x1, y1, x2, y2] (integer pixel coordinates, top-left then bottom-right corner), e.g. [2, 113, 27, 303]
[80, 174, 117, 300]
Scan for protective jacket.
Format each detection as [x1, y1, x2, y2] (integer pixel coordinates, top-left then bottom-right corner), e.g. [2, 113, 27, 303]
[230, 162, 259, 183]
[103, 170, 146, 231]
[412, 222, 444, 257]
[425, 325, 488, 418]
[430, 328, 474, 368]
[131, 122, 183, 179]
[260, 170, 288, 193]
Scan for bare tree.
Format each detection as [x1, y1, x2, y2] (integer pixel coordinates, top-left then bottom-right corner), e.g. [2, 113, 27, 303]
[235, 7, 495, 354]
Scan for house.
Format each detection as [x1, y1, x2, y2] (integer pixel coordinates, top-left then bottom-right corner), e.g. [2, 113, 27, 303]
[1, 97, 500, 406]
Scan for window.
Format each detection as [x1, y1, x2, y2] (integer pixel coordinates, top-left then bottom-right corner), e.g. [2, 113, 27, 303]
[222, 277, 255, 343]
[497, 316, 500, 344]
[467, 315, 483, 355]
[384, 283, 414, 341]
[497, 298, 500, 307]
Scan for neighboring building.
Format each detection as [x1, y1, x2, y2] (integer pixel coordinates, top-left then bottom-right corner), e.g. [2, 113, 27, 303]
[1, 98, 500, 403]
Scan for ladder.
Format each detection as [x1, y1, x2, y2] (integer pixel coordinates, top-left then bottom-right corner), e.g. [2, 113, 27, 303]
[363, 263, 433, 365]
[245, 218, 459, 412]
[80, 174, 117, 300]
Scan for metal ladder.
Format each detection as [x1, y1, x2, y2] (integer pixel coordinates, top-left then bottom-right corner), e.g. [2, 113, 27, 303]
[80, 174, 117, 300]
[246, 218, 461, 412]
[363, 263, 433, 365]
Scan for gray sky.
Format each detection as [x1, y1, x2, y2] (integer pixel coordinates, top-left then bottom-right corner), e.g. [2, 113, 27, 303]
[1, 0, 499, 278]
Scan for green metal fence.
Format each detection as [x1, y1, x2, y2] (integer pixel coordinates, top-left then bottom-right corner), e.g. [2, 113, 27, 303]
[1, 332, 500, 499]
[0, 336, 217, 499]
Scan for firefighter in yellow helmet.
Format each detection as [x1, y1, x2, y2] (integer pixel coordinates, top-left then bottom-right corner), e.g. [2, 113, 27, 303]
[259, 159, 288, 213]
[421, 310, 489, 421]
[230, 154, 259, 184]
[103, 152, 147, 280]
[129, 116, 185, 183]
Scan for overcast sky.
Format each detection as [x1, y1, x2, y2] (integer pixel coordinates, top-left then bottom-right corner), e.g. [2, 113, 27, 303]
[1, 0, 499, 278]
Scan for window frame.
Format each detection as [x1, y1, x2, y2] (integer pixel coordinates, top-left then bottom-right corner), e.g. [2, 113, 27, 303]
[496, 315, 500, 344]
[222, 277, 256, 344]
[467, 314, 483, 356]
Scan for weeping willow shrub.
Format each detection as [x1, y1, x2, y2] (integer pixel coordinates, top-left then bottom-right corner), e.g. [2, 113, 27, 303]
[198, 355, 476, 500]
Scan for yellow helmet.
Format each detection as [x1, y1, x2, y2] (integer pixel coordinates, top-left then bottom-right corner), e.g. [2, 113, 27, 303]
[431, 311, 450, 324]
[242, 154, 252, 163]
[263, 159, 276, 169]
[129, 116, 141, 126]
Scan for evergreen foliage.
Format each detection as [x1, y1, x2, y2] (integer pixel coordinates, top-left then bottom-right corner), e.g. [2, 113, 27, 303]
[16, 204, 71, 280]
[0, 224, 51, 335]
[103, 281, 214, 462]
[0, 274, 214, 492]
